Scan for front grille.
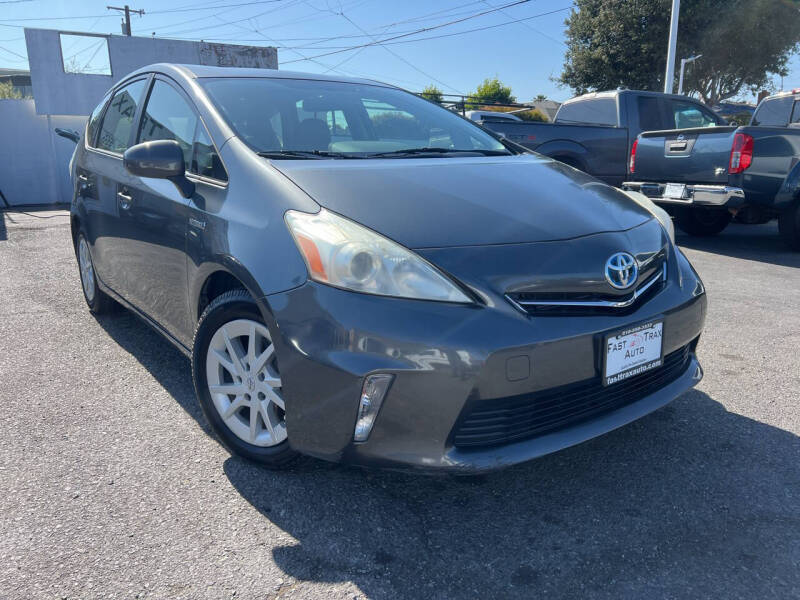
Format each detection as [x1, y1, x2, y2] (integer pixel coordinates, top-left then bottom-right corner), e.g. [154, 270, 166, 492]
[452, 344, 692, 449]
[507, 264, 667, 316]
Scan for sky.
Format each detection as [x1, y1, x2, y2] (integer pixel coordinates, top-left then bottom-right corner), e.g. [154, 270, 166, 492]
[1, 0, 798, 103]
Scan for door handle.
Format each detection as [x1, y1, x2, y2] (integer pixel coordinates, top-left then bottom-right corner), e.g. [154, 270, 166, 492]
[117, 190, 134, 210]
[78, 174, 89, 182]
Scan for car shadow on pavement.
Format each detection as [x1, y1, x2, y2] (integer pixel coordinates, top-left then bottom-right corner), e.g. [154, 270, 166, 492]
[223, 389, 799, 599]
[676, 222, 800, 268]
[93, 310, 208, 431]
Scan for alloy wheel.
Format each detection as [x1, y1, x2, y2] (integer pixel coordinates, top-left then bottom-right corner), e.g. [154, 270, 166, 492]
[78, 236, 96, 303]
[204, 318, 287, 447]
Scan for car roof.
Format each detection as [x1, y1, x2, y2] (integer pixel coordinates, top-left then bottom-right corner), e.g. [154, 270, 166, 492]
[562, 89, 704, 105]
[119, 63, 393, 89]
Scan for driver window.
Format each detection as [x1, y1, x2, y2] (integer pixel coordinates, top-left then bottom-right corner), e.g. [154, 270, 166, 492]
[138, 80, 198, 167]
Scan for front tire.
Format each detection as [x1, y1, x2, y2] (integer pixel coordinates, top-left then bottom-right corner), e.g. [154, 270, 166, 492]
[674, 207, 732, 236]
[192, 289, 298, 468]
[76, 233, 114, 314]
[778, 201, 800, 251]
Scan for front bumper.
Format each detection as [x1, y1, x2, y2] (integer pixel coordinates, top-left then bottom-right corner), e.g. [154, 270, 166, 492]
[265, 250, 706, 473]
[622, 181, 745, 208]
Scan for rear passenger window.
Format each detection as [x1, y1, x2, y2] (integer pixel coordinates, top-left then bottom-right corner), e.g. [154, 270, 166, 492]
[752, 96, 793, 127]
[637, 96, 664, 131]
[139, 80, 198, 167]
[669, 101, 718, 128]
[86, 92, 111, 147]
[96, 79, 147, 153]
[557, 98, 618, 126]
[191, 126, 227, 182]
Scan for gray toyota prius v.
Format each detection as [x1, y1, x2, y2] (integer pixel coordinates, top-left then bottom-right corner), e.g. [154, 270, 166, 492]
[69, 64, 706, 472]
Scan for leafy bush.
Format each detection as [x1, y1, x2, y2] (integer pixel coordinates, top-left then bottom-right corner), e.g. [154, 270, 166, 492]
[0, 81, 22, 100]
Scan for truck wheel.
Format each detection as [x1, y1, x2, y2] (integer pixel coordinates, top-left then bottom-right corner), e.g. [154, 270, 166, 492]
[778, 202, 800, 251]
[673, 207, 732, 236]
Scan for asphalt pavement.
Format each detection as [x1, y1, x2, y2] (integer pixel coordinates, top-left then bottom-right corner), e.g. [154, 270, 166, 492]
[1, 210, 798, 599]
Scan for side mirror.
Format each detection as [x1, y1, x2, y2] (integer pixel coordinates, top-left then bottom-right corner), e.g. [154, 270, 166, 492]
[123, 140, 195, 198]
[55, 128, 80, 144]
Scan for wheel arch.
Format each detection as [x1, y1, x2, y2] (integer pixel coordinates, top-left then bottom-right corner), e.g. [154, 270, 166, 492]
[192, 251, 296, 323]
[535, 139, 589, 171]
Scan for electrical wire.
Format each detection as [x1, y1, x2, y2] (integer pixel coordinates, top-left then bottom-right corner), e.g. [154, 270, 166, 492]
[336, 11, 464, 94]
[280, 0, 534, 64]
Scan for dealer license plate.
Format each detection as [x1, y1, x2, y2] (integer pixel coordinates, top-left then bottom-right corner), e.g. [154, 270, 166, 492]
[604, 321, 664, 386]
[664, 183, 687, 199]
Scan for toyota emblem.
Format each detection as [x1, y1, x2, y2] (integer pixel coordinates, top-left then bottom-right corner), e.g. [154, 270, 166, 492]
[605, 252, 638, 290]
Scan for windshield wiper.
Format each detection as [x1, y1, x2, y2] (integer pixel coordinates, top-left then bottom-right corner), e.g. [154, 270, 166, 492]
[256, 150, 363, 160]
[366, 147, 512, 158]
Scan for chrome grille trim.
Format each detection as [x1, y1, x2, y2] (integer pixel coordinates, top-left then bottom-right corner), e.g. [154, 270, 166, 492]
[506, 263, 667, 313]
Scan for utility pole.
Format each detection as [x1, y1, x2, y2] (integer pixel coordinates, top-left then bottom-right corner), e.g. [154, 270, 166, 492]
[663, 0, 680, 93]
[107, 5, 144, 36]
[678, 54, 701, 95]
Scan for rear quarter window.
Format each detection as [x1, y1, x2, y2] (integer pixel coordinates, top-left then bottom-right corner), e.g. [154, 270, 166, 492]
[556, 98, 618, 126]
[752, 96, 793, 127]
[86, 92, 112, 147]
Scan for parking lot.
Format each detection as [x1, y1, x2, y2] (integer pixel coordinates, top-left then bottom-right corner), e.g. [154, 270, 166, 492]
[0, 209, 798, 599]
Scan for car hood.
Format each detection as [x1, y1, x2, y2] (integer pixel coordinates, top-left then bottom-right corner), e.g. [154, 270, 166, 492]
[271, 155, 654, 248]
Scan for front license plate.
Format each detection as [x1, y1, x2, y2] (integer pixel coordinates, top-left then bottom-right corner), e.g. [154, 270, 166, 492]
[604, 321, 664, 386]
[664, 183, 687, 199]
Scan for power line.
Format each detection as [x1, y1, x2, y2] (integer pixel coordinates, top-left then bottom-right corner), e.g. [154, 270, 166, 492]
[374, 6, 572, 47]
[481, 0, 567, 47]
[281, 0, 534, 64]
[0, 43, 26, 59]
[336, 11, 464, 94]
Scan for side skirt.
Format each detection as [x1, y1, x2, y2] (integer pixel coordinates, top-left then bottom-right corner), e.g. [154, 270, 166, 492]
[96, 275, 193, 359]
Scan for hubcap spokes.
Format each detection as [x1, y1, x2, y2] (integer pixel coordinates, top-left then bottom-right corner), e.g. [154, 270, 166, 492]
[78, 238, 95, 302]
[205, 319, 286, 447]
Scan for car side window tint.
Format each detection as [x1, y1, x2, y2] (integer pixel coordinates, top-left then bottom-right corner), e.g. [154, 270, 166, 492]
[752, 96, 793, 127]
[96, 79, 147, 153]
[87, 92, 112, 147]
[670, 101, 718, 128]
[191, 125, 228, 182]
[637, 96, 664, 131]
[789, 101, 800, 125]
[557, 98, 618, 126]
[138, 79, 198, 167]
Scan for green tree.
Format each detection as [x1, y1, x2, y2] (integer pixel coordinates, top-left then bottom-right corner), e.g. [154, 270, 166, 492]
[534, 94, 547, 102]
[560, 0, 800, 105]
[420, 84, 443, 103]
[0, 80, 22, 100]
[468, 77, 516, 106]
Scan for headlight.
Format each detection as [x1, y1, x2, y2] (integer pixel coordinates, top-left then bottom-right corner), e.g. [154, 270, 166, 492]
[622, 190, 675, 243]
[285, 208, 472, 303]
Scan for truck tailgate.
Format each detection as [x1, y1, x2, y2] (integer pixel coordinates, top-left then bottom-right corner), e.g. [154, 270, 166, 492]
[634, 126, 738, 184]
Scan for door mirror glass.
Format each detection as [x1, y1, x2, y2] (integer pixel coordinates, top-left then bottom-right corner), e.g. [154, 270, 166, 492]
[124, 140, 195, 197]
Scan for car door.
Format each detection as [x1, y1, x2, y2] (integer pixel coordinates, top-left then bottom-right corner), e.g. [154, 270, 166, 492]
[82, 77, 149, 292]
[119, 76, 199, 344]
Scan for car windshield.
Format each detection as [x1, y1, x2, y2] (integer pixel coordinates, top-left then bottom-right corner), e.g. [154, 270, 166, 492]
[201, 77, 510, 158]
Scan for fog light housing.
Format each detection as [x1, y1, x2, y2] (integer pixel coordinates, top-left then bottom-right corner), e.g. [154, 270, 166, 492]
[353, 374, 394, 442]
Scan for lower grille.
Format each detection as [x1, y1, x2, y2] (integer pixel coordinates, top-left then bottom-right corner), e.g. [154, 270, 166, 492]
[452, 344, 692, 449]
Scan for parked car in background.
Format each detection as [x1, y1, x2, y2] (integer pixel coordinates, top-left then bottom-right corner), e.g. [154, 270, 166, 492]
[482, 89, 726, 187]
[464, 109, 522, 123]
[623, 90, 800, 248]
[67, 64, 706, 472]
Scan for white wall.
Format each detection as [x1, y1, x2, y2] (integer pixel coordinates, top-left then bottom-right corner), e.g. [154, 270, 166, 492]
[0, 99, 85, 207]
[25, 29, 278, 116]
